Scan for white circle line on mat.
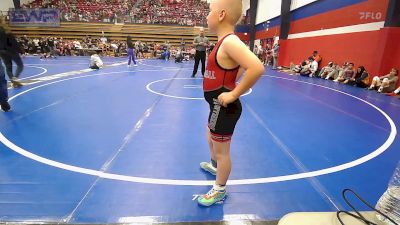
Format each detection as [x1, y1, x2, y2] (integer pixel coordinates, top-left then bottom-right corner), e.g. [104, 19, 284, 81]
[0, 73, 396, 186]
[146, 78, 252, 100]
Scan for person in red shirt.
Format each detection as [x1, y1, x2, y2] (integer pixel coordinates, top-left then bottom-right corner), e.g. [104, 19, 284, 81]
[197, 0, 264, 207]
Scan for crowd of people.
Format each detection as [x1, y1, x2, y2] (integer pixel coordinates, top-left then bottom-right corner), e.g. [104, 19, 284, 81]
[252, 42, 280, 69]
[15, 35, 199, 61]
[11, 32, 400, 98]
[22, 0, 209, 26]
[278, 51, 400, 98]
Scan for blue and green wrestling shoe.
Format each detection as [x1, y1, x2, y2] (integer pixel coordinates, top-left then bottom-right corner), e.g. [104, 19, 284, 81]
[200, 162, 217, 175]
[197, 188, 227, 206]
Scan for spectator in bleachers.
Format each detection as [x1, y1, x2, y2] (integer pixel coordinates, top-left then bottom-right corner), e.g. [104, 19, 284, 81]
[33, 37, 40, 53]
[138, 41, 144, 58]
[368, 68, 399, 93]
[26, 0, 210, 26]
[100, 35, 107, 44]
[180, 38, 186, 51]
[73, 39, 82, 50]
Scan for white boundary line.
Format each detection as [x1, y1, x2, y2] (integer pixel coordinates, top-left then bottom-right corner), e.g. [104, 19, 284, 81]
[146, 78, 253, 100]
[0, 73, 396, 186]
[21, 65, 48, 80]
[139, 60, 194, 69]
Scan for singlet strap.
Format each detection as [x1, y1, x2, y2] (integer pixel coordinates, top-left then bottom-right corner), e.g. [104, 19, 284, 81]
[214, 33, 240, 71]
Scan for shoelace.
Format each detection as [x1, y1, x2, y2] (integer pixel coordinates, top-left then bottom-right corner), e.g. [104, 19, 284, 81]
[205, 188, 218, 198]
[205, 188, 224, 198]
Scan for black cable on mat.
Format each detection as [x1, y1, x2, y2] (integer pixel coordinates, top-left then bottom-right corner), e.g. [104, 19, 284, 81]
[336, 189, 399, 225]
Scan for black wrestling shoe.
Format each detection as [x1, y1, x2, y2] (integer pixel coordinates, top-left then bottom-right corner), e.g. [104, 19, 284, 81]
[1, 102, 11, 112]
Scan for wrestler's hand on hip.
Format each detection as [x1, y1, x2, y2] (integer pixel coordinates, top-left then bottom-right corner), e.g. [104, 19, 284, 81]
[218, 92, 237, 107]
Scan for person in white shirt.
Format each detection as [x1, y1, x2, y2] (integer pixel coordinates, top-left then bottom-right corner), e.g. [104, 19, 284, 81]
[89, 53, 103, 69]
[73, 40, 82, 49]
[299, 57, 318, 77]
[253, 45, 259, 56]
[100, 36, 107, 44]
[309, 57, 319, 77]
[175, 47, 183, 63]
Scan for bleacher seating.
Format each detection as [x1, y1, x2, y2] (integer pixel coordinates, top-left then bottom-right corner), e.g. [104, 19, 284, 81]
[22, 0, 210, 26]
[5, 22, 217, 47]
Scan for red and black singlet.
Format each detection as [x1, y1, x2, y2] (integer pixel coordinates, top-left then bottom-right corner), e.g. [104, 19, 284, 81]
[203, 33, 239, 93]
[203, 33, 242, 142]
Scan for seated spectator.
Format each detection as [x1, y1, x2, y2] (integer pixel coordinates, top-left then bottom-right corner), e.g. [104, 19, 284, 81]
[89, 53, 103, 69]
[309, 57, 319, 77]
[286, 61, 303, 74]
[368, 68, 399, 93]
[160, 50, 170, 60]
[318, 62, 334, 78]
[386, 86, 400, 97]
[326, 62, 347, 80]
[175, 47, 183, 63]
[100, 35, 107, 44]
[110, 41, 118, 56]
[143, 43, 151, 58]
[343, 66, 369, 87]
[300, 57, 318, 77]
[299, 58, 312, 76]
[73, 39, 82, 50]
[334, 62, 354, 83]
[325, 62, 341, 80]
[279, 59, 306, 74]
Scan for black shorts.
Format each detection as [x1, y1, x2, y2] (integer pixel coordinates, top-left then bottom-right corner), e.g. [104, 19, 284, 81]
[204, 88, 242, 142]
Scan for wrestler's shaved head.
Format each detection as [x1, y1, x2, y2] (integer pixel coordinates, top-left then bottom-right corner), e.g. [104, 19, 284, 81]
[211, 0, 243, 25]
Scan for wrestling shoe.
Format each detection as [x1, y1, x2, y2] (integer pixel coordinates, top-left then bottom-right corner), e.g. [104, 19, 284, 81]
[200, 162, 217, 175]
[197, 187, 227, 207]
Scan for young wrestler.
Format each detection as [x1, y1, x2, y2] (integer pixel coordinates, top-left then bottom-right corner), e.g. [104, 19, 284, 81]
[197, 0, 264, 206]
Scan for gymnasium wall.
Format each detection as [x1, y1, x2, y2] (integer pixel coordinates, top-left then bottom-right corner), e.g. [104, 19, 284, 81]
[256, 0, 319, 25]
[277, 0, 390, 75]
[238, 0, 400, 85]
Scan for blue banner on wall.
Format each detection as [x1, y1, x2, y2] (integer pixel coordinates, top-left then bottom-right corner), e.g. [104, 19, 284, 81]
[9, 8, 60, 27]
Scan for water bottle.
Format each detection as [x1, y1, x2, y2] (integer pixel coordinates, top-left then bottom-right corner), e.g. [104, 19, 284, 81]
[376, 161, 400, 225]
